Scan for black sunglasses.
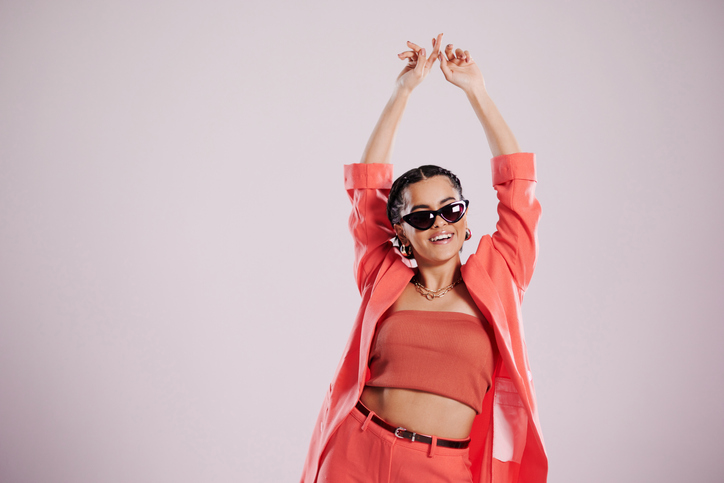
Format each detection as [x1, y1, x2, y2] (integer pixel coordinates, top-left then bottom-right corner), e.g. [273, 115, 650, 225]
[401, 200, 469, 231]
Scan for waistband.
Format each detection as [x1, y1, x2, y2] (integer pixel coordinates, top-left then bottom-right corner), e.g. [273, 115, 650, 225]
[354, 400, 471, 449]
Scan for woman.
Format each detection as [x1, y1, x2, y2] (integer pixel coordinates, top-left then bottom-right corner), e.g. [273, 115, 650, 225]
[302, 34, 547, 482]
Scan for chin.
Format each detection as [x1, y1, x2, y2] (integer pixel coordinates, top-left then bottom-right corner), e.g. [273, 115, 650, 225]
[419, 248, 463, 264]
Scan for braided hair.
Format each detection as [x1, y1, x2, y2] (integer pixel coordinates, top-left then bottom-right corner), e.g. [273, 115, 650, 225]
[386, 165, 464, 226]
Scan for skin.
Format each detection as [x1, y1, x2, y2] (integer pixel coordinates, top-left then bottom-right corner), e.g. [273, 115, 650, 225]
[358, 34, 521, 439]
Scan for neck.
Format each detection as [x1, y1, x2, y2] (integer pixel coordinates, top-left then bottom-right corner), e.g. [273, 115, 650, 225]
[414, 256, 462, 290]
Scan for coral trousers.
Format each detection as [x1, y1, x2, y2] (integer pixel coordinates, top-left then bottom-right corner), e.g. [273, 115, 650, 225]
[316, 402, 474, 482]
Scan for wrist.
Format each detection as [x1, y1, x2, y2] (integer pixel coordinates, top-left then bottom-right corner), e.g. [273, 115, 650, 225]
[464, 83, 489, 102]
[393, 83, 415, 98]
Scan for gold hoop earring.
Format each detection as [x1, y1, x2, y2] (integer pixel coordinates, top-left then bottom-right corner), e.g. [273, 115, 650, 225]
[397, 238, 414, 259]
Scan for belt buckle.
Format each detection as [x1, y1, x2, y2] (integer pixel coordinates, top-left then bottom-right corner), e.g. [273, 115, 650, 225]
[394, 427, 416, 442]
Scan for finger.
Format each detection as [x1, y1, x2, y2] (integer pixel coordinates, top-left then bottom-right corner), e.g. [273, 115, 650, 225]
[445, 44, 455, 61]
[427, 35, 443, 69]
[397, 51, 415, 60]
[425, 51, 437, 70]
[455, 48, 465, 59]
[464, 50, 471, 62]
[407, 41, 421, 52]
[431, 33, 443, 57]
[415, 48, 427, 73]
[439, 52, 451, 78]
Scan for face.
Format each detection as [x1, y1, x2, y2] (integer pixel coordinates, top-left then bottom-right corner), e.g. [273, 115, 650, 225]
[395, 176, 468, 266]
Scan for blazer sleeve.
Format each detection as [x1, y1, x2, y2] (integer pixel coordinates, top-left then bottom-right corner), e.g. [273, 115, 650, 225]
[489, 153, 541, 292]
[344, 163, 396, 294]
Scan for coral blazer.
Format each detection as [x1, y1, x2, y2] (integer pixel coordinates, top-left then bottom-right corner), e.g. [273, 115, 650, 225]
[301, 153, 547, 482]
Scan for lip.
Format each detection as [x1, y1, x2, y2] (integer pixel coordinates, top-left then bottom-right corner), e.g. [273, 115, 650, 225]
[428, 231, 454, 244]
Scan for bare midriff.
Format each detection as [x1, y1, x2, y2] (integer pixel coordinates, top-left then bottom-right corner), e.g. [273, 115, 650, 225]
[359, 386, 476, 439]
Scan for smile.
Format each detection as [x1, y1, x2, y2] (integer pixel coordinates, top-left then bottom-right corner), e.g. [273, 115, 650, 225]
[429, 233, 453, 242]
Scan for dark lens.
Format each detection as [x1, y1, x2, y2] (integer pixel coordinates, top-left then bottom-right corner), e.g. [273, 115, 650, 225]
[440, 202, 465, 223]
[406, 211, 434, 230]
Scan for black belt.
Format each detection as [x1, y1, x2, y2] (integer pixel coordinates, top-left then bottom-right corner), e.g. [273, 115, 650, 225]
[355, 401, 470, 449]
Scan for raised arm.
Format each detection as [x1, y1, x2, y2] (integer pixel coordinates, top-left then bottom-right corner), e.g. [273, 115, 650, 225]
[438, 43, 520, 157]
[360, 35, 443, 164]
[439, 42, 540, 290]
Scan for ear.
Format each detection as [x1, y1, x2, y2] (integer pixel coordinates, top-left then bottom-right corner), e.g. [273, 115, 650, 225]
[394, 223, 408, 245]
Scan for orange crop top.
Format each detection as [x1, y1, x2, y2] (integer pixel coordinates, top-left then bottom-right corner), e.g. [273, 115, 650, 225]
[366, 310, 495, 414]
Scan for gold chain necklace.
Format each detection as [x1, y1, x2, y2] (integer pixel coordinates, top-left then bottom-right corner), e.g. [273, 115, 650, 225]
[411, 276, 463, 301]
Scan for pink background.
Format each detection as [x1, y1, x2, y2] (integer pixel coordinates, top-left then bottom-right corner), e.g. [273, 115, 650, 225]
[1, 1, 722, 481]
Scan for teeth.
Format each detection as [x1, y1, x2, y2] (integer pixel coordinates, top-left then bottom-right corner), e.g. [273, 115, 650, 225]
[430, 234, 452, 242]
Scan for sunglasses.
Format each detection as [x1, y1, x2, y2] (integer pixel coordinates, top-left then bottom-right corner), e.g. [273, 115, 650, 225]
[401, 200, 469, 231]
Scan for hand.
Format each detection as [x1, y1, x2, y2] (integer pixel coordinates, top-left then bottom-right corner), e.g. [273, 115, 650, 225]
[395, 34, 443, 93]
[439, 44, 486, 94]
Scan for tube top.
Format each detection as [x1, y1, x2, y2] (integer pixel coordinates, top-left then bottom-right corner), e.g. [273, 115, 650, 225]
[366, 310, 495, 414]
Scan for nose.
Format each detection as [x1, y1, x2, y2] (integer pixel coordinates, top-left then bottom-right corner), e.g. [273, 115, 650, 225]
[432, 213, 447, 228]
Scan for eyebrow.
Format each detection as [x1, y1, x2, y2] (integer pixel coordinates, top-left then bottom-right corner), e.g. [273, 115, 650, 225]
[410, 197, 457, 212]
